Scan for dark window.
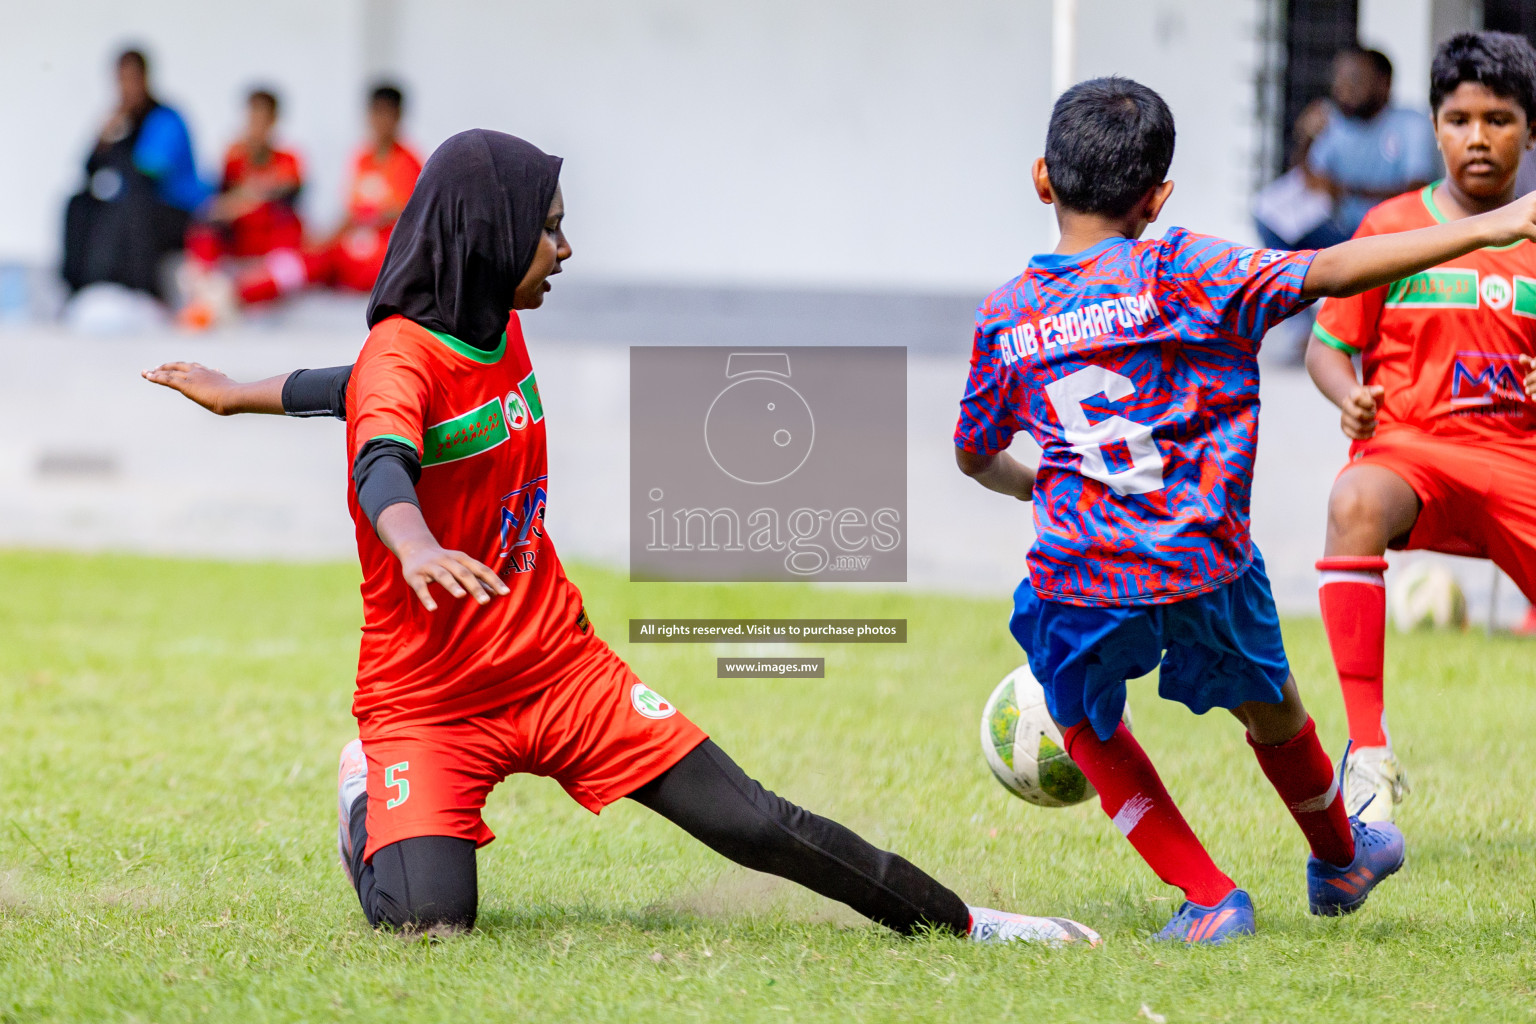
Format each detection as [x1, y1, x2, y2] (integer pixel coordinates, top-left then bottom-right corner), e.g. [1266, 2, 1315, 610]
[1484, 0, 1536, 46]
[1280, 0, 1360, 174]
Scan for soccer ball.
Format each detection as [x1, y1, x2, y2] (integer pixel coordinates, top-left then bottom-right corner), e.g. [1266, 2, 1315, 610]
[1389, 561, 1467, 632]
[979, 664, 1131, 808]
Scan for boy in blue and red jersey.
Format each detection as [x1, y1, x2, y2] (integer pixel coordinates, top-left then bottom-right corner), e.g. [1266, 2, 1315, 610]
[955, 77, 1536, 942]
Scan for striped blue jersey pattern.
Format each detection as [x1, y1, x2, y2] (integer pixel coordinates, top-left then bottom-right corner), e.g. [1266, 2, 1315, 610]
[954, 228, 1315, 606]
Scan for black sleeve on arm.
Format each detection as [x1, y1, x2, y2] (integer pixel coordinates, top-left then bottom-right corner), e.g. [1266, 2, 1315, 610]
[282, 365, 354, 420]
[353, 439, 422, 528]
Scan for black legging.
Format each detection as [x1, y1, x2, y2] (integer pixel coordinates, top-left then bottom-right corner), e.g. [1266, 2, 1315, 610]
[346, 739, 970, 936]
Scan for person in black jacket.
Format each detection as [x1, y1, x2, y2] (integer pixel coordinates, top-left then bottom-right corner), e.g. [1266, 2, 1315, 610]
[62, 49, 209, 301]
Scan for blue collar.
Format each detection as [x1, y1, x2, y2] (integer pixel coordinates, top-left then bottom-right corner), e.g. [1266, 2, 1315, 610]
[1028, 236, 1131, 271]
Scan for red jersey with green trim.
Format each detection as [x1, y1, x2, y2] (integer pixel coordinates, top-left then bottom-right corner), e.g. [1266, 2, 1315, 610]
[345, 314, 591, 727]
[1313, 185, 1536, 443]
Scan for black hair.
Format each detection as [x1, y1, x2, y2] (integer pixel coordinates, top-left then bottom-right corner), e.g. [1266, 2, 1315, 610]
[247, 87, 279, 115]
[1359, 48, 1393, 82]
[117, 48, 148, 75]
[1430, 31, 1536, 121]
[370, 83, 404, 112]
[1043, 76, 1175, 218]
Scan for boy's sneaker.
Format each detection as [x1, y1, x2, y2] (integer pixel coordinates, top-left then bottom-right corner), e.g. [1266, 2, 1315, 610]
[1307, 817, 1405, 916]
[336, 739, 368, 883]
[1343, 746, 1408, 823]
[967, 906, 1102, 947]
[1154, 888, 1255, 945]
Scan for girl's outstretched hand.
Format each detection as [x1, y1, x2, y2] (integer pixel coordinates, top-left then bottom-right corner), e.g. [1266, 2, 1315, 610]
[143, 362, 243, 415]
[1521, 354, 1535, 399]
[141, 362, 288, 415]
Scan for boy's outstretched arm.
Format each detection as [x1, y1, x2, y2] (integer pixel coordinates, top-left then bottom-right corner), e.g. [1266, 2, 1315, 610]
[1521, 354, 1535, 399]
[1302, 191, 1536, 299]
[142, 362, 353, 418]
[1305, 338, 1383, 440]
[955, 447, 1035, 501]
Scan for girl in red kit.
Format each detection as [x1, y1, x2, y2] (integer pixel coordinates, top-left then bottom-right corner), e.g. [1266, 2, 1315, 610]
[146, 129, 1095, 946]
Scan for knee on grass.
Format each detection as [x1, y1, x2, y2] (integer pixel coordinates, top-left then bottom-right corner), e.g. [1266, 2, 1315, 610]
[376, 915, 475, 938]
[363, 834, 479, 934]
[370, 890, 478, 935]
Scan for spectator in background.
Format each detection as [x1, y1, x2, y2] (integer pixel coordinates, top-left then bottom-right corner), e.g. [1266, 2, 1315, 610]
[1306, 48, 1441, 239]
[1253, 97, 1346, 252]
[183, 84, 421, 326]
[185, 89, 304, 268]
[62, 48, 209, 302]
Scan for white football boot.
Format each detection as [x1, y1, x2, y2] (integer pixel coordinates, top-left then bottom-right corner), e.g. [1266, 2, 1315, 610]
[336, 738, 369, 882]
[968, 906, 1102, 947]
[1343, 745, 1408, 823]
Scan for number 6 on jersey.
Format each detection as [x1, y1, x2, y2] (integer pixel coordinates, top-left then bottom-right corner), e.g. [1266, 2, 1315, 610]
[1044, 365, 1166, 496]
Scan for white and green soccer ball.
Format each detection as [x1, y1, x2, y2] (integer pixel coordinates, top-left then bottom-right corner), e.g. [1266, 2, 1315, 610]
[979, 664, 1131, 808]
[1389, 560, 1467, 632]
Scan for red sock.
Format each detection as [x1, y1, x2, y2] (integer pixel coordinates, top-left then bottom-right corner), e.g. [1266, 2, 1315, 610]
[238, 273, 281, 304]
[1063, 721, 1235, 906]
[1317, 556, 1389, 747]
[1248, 716, 1355, 868]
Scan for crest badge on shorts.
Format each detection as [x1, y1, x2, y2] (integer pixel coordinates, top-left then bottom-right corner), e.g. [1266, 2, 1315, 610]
[630, 682, 677, 719]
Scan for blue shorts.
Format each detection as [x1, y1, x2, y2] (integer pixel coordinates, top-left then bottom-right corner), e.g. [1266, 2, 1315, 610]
[1009, 554, 1291, 741]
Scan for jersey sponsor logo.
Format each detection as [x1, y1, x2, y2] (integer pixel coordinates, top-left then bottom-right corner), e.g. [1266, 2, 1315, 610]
[422, 397, 510, 466]
[1451, 352, 1527, 406]
[1235, 248, 1285, 273]
[1512, 276, 1536, 319]
[498, 475, 549, 566]
[996, 290, 1163, 366]
[1385, 268, 1478, 309]
[1481, 274, 1512, 310]
[630, 682, 677, 719]
[518, 371, 545, 423]
[504, 389, 531, 430]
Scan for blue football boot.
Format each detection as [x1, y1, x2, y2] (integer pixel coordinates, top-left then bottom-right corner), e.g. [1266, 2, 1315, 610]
[1307, 742, 1407, 916]
[1154, 888, 1256, 944]
[1307, 813, 1405, 916]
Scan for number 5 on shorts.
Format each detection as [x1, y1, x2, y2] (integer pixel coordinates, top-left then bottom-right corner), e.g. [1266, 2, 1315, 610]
[1044, 365, 1165, 496]
[384, 761, 410, 809]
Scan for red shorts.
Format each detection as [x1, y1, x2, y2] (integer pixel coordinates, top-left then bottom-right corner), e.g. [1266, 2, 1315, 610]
[305, 227, 390, 292]
[1345, 427, 1536, 600]
[358, 639, 706, 861]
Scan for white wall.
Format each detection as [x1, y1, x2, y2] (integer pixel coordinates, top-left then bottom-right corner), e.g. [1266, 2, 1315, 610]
[1361, 0, 1434, 111]
[387, 0, 1059, 291]
[1074, 0, 1267, 252]
[2, 0, 1272, 291]
[0, 0, 367, 267]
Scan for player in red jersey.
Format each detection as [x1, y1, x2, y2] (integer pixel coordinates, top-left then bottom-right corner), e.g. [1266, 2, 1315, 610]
[1309, 32, 1536, 823]
[185, 88, 304, 266]
[143, 129, 1099, 946]
[184, 85, 423, 327]
[241, 83, 420, 303]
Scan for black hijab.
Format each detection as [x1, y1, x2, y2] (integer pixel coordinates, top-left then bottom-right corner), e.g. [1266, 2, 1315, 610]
[366, 129, 563, 351]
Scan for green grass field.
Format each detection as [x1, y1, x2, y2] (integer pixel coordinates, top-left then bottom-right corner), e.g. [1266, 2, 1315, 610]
[1, 551, 1532, 1023]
